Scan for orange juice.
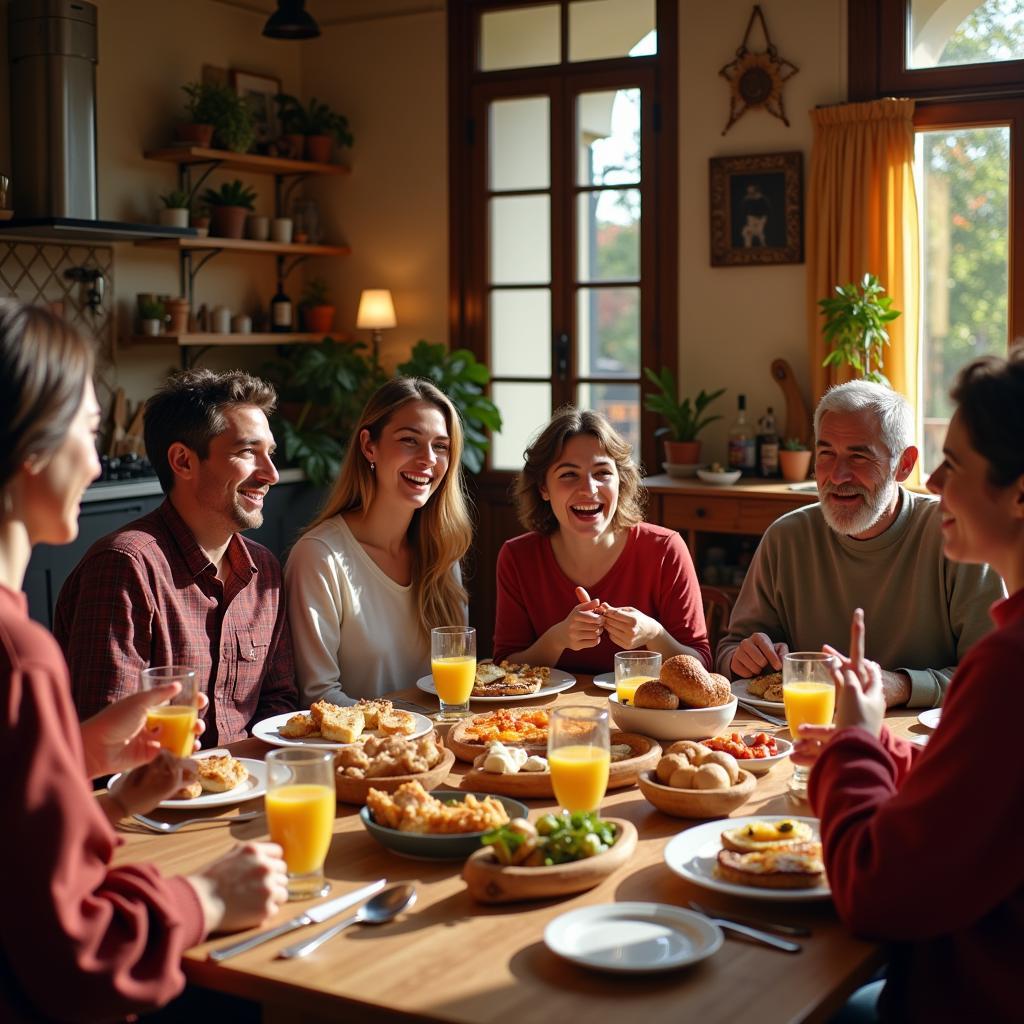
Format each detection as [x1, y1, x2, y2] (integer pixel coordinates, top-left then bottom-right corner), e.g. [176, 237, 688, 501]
[265, 784, 336, 875]
[616, 675, 655, 704]
[431, 656, 476, 704]
[783, 682, 836, 737]
[145, 705, 196, 757]
[549, 745, 611, 812]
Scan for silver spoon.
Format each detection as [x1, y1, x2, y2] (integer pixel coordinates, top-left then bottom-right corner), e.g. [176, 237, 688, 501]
[277, 883, 417, 959]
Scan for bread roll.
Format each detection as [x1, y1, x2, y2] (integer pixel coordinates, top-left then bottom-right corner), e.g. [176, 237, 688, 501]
[633, 680, 679, 710]
[656, 753, 690, 784]
[700, 750, 740, 784]
[668, 765, 697, 788]
[692, 763, 731, 790]
[666, 740, 707, 762]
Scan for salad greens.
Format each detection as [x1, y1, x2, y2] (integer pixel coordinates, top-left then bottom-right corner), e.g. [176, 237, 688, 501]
[482, 811, 618, 867]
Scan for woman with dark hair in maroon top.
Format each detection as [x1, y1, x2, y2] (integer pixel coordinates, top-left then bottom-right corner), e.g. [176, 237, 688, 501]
[793, 350, 1024, 1022]
[0, 301, 288, 1022]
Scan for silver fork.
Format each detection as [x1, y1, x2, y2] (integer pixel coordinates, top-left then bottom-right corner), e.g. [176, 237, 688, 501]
[735, 698, 787, 727]
[131, 810, 262, 833]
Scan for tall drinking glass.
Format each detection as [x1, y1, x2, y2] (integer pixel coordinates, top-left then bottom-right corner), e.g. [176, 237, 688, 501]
[431, 626, 476, 722]
[614, 650, 662, 705]
[265, 749, 336, 900]
[783, 652, 838, 797]
[548, 705, 610, 813]
[140, 665, 198, 757]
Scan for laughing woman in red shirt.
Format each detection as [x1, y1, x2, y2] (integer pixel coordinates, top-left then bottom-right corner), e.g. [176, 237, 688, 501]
[492, 408, 710, 673]
[794, 351, 1024, 1023]
[0, 302, 288, 1022]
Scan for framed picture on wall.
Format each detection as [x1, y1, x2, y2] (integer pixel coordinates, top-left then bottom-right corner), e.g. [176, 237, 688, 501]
[231, 69, 282, 146]
[709, 151, 803, 266]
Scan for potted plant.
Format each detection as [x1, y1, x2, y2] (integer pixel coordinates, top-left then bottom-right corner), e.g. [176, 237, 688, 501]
[643, 367, 726, 466]
[176, 82, 216, 147]
[157, 189, 190, 229]
[179, 81, 255, 154]
[200, 180, 258, 239]
[779, 438, 812, 482]
[300, 277, 335, 334]
[275, 93, 353, 164]
[818, 273, 901, 385]
[191, 205, 211, 237]
[138, 297, 166, 337]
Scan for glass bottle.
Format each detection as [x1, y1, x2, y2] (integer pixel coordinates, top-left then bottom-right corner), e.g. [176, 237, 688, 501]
[271, 278, 292, 334]
[728, 394, 756, 475]
[757, 406, 780, 478]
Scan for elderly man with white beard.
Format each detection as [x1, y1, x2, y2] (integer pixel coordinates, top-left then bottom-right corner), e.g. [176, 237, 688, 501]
[715, 380, 1006, 708]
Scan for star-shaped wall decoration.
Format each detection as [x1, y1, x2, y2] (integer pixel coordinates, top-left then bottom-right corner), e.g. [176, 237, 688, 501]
[719, 6, 799, 136]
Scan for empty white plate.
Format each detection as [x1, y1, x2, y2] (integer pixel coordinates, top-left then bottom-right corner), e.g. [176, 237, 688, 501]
[917, 708, 942, 730]
[544, 902, 723, 973]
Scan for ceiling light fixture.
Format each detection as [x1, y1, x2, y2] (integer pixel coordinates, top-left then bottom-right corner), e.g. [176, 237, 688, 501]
[263, 0, 320, 40]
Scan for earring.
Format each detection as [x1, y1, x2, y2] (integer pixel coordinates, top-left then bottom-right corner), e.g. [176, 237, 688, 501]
[370, 461, 375, 472]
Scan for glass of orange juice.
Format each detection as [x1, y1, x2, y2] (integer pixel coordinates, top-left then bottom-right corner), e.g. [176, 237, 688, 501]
[140, 666, 198, 758]
[783, 652, 838, 797]
[614, 650, 662, 705]
[431, 626, 476, 722]
[266, 748, 336, 900]
[548, 706, 610, 813]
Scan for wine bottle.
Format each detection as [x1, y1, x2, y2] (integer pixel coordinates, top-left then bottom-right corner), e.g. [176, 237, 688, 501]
[757, 406, 780, 478]
[728, 394, 756, 475]
[270, 279, 292, 334]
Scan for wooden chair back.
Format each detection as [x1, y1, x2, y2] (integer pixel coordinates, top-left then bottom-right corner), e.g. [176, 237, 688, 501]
[700, 584, 734, 655]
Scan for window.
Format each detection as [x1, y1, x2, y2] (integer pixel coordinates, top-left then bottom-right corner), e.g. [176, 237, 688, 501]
[907, 0, 1024, 70]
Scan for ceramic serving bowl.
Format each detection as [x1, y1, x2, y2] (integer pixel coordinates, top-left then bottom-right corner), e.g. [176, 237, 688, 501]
[696, 468, 742, 485]
[637, 768, 755, 819]
[359, 790, 529, 860]
[608, 693, 737, 741]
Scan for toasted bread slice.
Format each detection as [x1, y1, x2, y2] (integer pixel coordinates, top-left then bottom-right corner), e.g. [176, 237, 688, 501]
[715, 842, 825, 889]
[279, 712, 319, 738]
[747, 671, 783, 700]
[356, 698, 394, 729]
[319, 704, 365, 743]
[377, 709, 417, 736]
[721, 819, 814, 853]
[196, 755, 249, 792]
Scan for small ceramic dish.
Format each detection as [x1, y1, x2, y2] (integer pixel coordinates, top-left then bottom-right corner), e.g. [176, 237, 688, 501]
[608, 693, 737, 741]
[637, 768, 756, 819]
[334, 747, 456, 805]
[359, 790, 529, 860]
[702, 734, 793, 777]
[696, 468, 742, 485]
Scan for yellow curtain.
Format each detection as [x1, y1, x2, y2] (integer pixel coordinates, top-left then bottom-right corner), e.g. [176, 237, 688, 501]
[806, 99, 920, 413]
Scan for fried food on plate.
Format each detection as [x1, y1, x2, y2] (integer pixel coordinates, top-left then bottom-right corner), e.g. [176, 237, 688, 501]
[471, 660, 550, 697]
[172, 780, 203, 800]
[366, 780, 509, 834]
[317, 703, 365, 743]
[720, 819, 814, 853]
[336, 734, 444, 779]
[747, 670, 784, 702]
[279, 711, 319, 738]
[715, 842, 825, 889]
[196, 754, 248, 792]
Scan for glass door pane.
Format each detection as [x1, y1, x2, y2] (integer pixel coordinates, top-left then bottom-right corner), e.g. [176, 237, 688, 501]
[491, 382, 552, 470]
[490, 195, 551, 284]
[480, 5, 561, 71]
[576, 381, 641, 456]
[489, 97, 551, 191]
[568, 0, 657, 62]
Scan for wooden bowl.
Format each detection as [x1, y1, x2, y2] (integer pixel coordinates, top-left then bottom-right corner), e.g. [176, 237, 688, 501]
[462, 818, 638, 903]
[461, 732, 661, 798]
[334, 747, 456, 805]
[447, 711, 549, 764]
[637, 768, 755, 819]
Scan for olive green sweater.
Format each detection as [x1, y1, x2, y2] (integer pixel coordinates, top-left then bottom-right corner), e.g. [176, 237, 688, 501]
[715, 488, 1006, 707]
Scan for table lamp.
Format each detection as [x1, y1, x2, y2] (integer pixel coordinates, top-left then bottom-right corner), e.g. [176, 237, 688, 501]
[356, 289, 397, 368]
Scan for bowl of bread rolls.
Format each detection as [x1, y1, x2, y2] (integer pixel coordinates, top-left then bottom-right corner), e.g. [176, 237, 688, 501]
[607, 655, 737, 741]
[637, 740, 755, 818]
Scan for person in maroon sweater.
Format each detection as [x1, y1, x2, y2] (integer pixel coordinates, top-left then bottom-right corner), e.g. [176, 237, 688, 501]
[794, 350, 1024, 1022]
[493, 408, 709, 673]
[0, 302, 288, 1022]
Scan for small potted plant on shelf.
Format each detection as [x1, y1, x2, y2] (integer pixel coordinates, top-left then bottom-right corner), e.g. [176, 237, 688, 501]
[818, 272, 901, 385]
[157, 189, 190, 229]
[138, 297, 166, 337]
[643, 367, 726, 467]
[300, 277, 335, 333]
[179, 81, 255, 154]
[779, 437, 812, 482]
[191, 204, 210, 237]
[275, 93, 354, 164]
[200, 180, 258, 239]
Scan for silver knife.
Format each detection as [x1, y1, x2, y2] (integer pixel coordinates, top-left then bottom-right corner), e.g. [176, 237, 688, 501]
[688, 900, 810, 937]
[208, 879, 386, 961]
[735, 698, 787, 727]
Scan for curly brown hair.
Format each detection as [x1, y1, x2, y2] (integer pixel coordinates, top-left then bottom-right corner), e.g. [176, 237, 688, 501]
[513, 407, 645, 535]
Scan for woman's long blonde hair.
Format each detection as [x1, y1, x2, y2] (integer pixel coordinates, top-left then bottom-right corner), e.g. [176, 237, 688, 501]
[304, 377, 473, 638]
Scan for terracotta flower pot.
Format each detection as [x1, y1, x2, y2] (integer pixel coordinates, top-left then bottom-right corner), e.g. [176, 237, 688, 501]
[175, 122, 214, 148]
[663, 440, 701, 465]
[165, 297, 191, 336]
[779, 449, 813, 482]
[304, 135, 332, 164]
[303, 304, 335, 333]
[209, 205, 249, 239]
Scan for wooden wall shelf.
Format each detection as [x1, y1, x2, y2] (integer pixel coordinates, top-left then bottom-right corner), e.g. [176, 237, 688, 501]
[126, 332, 349, 347]
[133, 237, 350, 257]
[144, 146, 350, 177]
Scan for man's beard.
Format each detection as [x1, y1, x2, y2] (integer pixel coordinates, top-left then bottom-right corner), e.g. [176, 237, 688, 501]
[229, 491, 265, 531]
[819, 477, 898, 536]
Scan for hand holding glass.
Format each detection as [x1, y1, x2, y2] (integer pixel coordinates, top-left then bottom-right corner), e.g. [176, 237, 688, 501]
[783, 653, 838, 796]
[431, 626, 476, 721]
[614, 650, 662, 705]
[265, 749, 336, 900]
[140, 666, 198, 757]
[548, 705, 610, 813]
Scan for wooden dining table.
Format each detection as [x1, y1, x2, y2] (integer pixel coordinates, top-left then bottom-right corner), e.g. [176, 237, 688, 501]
[113, 680, 927, 1024]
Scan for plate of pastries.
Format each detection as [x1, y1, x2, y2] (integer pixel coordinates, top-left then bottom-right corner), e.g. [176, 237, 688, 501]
[253, 698, 432, 750]
[110, 753, 266, 809]
[416, 660, 576, 702]
[334, 733, 456, 804]
[730, 670, 785, 710]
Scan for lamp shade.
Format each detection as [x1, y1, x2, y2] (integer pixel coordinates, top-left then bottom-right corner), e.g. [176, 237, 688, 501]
[263, 0, 320, 40]
[356, 289, 397, 330]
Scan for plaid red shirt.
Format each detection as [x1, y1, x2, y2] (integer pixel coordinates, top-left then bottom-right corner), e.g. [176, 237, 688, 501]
[54, 499, 297, 745]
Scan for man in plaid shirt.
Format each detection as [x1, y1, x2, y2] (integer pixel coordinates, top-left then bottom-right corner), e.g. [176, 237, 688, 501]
[55, 370, 297, 745]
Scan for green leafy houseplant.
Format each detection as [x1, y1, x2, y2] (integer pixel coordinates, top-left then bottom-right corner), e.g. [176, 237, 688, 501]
[200, 180, 257, 209]
[182, 82, 255, 153]
[782, 437, 808, 451]
[396, 341, 503, 474]
[818, 273, 901, 385]
[275, 94, 354, 145]
[138, 297, 165, 321]
[643, 368, 726, 442]
[159, 189, 190, 209]
[301, 277, 330, 307]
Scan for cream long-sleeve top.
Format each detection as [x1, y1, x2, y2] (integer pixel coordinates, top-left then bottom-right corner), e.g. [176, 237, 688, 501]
[285, 515, 462, 705]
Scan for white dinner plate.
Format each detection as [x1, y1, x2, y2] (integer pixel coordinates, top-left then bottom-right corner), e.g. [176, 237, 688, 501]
[592, 672, 616, 690]
[109, 757, 267, 809]
[544, 902, 723, 974]
[415, 668, 576, 703]
[664, 815, 831, 902]
[730, 679, 785, 712]
[252, 710, 432, 750]
[917, 708, 942, 730]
